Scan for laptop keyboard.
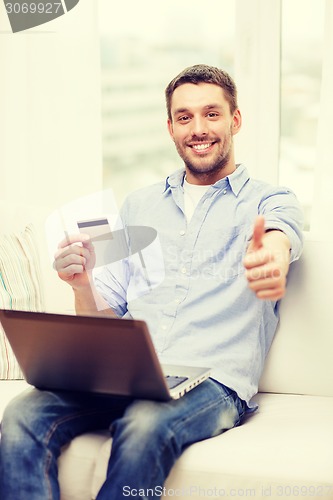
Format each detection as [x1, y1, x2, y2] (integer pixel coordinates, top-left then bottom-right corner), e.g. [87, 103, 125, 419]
[165, 375, 188, 389]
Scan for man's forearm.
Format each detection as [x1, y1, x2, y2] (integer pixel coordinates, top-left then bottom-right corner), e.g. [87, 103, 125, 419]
[73, 285, 118, 318]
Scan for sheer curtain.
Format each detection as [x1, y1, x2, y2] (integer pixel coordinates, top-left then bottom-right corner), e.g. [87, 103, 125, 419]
[234, 0, 281, 185]
[311, 0, 333, 239]
[234, 0, 332, 237]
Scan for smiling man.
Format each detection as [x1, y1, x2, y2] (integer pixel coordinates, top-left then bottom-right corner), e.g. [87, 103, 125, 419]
[167, 77, 241, 183]
[0, 65, 304, 499]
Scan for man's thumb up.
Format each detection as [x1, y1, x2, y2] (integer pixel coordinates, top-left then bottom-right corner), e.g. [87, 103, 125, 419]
[249, 215, 265, 252]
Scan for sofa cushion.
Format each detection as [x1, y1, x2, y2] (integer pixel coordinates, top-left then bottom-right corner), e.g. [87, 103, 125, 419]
[0, 224, 44, 379]
[4, 386, 333, 500]
[161, 393, 333, 498]
[57, 393, 333, 500]
[0, 380, 31, 420]
[58, 431, 111, 500]
[259, 237, 333, 397]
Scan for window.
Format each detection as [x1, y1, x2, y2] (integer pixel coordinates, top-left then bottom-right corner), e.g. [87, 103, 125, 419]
[98, 0, 235, 206]
[98, 0, 329, 232]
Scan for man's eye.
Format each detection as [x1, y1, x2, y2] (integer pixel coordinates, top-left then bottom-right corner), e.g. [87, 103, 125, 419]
[207, 112, 219, 118]
[178, 116, 190, 122]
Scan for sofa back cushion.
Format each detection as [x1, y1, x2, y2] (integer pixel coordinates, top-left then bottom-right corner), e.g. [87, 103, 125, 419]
[259, 236, 333, 397]
[0, 202, 45, 379]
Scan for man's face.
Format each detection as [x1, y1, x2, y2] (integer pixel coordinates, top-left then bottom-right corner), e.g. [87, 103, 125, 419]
[167, 83, 241, 183]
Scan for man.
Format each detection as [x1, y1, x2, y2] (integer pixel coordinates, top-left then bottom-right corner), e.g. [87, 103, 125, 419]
[0, 64, 303, 499]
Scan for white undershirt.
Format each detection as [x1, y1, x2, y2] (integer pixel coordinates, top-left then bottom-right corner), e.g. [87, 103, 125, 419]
[183, 178, 210, 222]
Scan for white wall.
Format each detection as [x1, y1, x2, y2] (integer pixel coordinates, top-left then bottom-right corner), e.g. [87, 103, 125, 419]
[0, 0, 103, 311]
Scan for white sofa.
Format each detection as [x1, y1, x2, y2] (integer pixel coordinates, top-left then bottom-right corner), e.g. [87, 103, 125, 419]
[0, 205, 333, 499]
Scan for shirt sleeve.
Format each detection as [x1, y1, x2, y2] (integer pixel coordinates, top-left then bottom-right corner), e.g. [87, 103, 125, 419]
[93, 260, 129, 317]
[92, 204, 131, 318]
[258, 186, 304, 263]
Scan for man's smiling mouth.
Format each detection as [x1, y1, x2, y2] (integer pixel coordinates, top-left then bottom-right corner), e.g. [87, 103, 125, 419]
[189, 142, 215, 151]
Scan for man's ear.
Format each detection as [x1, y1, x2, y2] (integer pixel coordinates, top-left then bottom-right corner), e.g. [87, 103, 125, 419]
[167, 119, 175, 141]
[232, 109, 242, 136]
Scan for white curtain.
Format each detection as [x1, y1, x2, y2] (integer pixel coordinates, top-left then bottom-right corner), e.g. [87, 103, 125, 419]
[234, 0, 281, 184]
[311, 0, 333, 239]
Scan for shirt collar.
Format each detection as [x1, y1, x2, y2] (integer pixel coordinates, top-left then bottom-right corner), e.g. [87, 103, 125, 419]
[215, 164, 250, 196]
[163, 164, 250, 196]
[163, 169, 185, 192]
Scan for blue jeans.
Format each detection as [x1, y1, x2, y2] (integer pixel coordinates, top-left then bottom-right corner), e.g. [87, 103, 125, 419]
[0, 379, 246, 499]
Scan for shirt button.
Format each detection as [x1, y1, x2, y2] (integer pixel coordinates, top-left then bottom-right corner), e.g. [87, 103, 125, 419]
[223, 189, 227, 195]
[180, 267, 187, 274]
[179, 230, 186, 236]
[161, 325, 167, 330]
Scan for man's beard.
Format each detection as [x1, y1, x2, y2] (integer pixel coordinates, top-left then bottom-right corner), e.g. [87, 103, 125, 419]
[185, 146, 231, 178]
[175, 131, 233, 181]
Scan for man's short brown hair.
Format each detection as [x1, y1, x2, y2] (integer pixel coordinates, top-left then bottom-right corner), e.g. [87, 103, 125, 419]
[165, 64, 238, 121]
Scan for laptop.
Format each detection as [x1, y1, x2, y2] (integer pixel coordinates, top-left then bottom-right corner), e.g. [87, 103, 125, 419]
[0, 309, 211, 401]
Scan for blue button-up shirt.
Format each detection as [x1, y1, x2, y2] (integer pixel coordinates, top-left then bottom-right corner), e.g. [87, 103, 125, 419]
[94, 165, 303, 405]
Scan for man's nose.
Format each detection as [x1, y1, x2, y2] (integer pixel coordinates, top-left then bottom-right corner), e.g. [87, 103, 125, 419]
[190, 116, 208, 137]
